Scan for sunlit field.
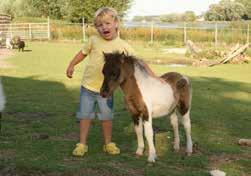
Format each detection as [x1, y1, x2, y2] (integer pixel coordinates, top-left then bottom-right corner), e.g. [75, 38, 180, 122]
[0, 41, 250, 176]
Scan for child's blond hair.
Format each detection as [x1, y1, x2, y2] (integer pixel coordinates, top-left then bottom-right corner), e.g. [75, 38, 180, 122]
[94, 7, 119, 26]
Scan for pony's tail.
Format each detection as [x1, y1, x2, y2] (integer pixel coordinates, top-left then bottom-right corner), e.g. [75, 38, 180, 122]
[176, 76, 192, 113]
[176, 76, 190, 90]
[176, 77, 187, 90]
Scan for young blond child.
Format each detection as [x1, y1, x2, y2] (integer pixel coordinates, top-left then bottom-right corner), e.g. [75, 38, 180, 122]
[66, 7, 134, 156]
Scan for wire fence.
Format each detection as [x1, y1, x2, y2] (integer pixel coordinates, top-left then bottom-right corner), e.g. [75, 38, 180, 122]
[0, 18, 50, 40]
[63, 21, 251, 46]
[120, 21, 250, 46]
[0, 19, 250, 46]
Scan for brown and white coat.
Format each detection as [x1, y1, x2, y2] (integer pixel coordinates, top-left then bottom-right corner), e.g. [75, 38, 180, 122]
[100, 52, 193, 162]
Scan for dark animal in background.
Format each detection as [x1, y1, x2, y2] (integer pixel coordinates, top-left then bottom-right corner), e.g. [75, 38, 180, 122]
[17, 38, 25, 52]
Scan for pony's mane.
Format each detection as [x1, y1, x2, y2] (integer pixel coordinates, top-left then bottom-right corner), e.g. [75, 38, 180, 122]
[108, 51, 149, 75]
[124, 54, 149, 75]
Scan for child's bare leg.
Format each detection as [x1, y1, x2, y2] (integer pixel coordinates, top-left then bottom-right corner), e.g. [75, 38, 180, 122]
[102, 119, 120, 154]
[73, 119, 90, 156]
[80, 119, 92, 144]
[102, 120, 112, 144]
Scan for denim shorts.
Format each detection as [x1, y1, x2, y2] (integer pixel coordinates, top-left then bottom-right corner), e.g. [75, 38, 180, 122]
[76, 86, 113, 120]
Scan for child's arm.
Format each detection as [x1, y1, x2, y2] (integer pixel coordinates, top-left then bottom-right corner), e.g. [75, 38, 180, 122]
[66, 50, 87, 78]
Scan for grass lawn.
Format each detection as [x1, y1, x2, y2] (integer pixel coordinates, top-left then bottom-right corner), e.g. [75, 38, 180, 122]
[0, 41, 250, 176]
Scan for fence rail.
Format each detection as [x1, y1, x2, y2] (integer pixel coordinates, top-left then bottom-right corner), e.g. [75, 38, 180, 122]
[0, 20, 50, 40]
[120, 21, 251, 45]
[0, 14, 11, 24]
[0, 20, 250, 45]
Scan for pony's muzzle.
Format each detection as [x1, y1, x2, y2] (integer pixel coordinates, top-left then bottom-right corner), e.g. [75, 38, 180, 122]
[100, 91, 109, 98]
[100, 87, 109, 98]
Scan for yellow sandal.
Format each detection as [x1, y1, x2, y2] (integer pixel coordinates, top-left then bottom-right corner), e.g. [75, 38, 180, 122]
[72, 143, 88, 156]
[103, 142, 120, 155]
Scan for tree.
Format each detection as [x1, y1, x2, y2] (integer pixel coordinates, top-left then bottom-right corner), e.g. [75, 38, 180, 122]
[1, 0, 132, 22]
[236, 0, 251, 19]
[182, 11, 196, 22]
[160, 13, 181, 22]
[204, 0, 246, 21]
[62, 0, 132, 23]
[0, 0, 15, 17]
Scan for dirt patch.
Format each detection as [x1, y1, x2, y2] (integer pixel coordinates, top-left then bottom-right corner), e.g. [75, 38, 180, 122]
[0, 149, 16, 160]
[208, 153, 251, 169]
[0, 48, 14, 68]
[50, 131, 79, 141]
[0, 167, 61, 176]
[145, 57, 194, 65]
[107, 161, 145, 176]
[63, 131, 79, 140]
[0, 166, 121, 176]
[5, 112, 54, 120]
[64, 168, 122, 176]
[61, 159, 145, 176]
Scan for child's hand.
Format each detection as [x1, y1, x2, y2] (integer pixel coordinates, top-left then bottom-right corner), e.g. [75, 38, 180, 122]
[66, 65, 74, 78]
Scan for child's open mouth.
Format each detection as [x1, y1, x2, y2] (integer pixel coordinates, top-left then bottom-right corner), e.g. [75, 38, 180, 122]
[103, 31, 110, 35]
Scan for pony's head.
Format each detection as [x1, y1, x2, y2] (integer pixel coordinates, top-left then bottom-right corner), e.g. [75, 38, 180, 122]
[100, 51, 133, 97]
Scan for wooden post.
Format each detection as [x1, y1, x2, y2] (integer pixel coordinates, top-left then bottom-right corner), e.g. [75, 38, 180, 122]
[150, 21, 154, 44]
[82, 17, 86, 42]
[10, 23, 13, 39]
[247, 24, 250, 44]
[184, 22, 187, 45]
[215, 22, 218, 47]
[47, 17, 50, 40]
[29, 23, 32, 40]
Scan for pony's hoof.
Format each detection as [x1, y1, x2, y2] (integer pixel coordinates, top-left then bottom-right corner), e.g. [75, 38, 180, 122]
[147, 162, 155, 166]
[147, 154, 157, 163]
[135, 153, 143, 158]
[174, 147, 180, 153]
[173, 144, 180, 152]
[135, 148, 144, 156]
[147, 158, 156, 163]
[174, 149, 180, 153]
[186, 152, 192, 156]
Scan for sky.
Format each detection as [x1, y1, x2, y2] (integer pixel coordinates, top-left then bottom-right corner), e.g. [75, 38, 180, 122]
[126, 0, 221, 19]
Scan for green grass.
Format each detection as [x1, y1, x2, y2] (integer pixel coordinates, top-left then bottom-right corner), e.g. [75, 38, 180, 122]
[0, 42, 251, 176]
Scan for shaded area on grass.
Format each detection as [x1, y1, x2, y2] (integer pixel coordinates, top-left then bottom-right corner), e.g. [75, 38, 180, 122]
[0, 74, 250, 176]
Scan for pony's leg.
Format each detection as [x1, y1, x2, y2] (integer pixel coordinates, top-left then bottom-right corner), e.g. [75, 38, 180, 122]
[182, 110, 193, 155]
[134, 118, 144, 156]
[144, 117, 156, 162]
[170, 111, 180, 152]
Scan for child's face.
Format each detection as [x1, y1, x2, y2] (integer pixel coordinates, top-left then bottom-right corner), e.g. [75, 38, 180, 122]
[95, 14, 118, 40]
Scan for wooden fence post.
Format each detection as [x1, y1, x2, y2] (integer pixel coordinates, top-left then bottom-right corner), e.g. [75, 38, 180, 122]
[247, 24, 249, 44]
[47, 17, 50, 40]
[29, 23, 32, 40]
[215, 22, 218, 47]
[184, 22, 187, 45]
[10, 23, 13, 38]
[82, 17, 86, 42]
[150, 21, 154, 44]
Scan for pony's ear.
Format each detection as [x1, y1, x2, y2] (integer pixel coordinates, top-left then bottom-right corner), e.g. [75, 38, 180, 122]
[121, 50, 128, 56]
[123, 50, 129, 56]
[121, 50, 130, 63]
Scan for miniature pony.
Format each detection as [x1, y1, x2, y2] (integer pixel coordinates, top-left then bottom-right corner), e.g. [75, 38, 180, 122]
[100, 52, 193, 162]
